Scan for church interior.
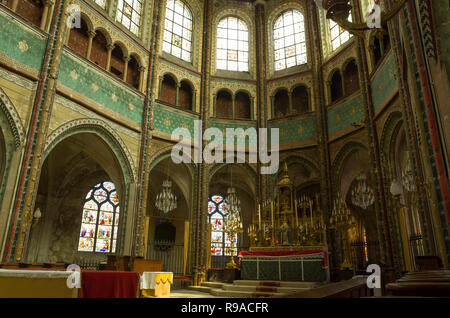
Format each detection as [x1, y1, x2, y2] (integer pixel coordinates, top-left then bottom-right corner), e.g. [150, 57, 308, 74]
[0, 0, 449, 299]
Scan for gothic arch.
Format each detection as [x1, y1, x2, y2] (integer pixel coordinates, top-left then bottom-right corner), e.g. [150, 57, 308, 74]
[332, 141, 369, 197]
[0, 88, 26, 149]
[43, 119, 136, 183]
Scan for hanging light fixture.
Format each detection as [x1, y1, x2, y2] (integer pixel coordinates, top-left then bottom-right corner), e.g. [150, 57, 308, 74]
[155, 178, 177, 214]
[351, 173, 375, 210]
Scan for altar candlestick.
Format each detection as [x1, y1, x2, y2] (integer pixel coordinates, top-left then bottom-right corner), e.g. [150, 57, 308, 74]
[258, 203, 261, 230]
[310, 199, 313, 225]
[295, 199, 298, 228]
[271, 201, 274, 244]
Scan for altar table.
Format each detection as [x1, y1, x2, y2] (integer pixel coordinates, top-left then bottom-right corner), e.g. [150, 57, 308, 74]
[0, 269, 78, 298]
[238, 250, 328, 282]
[140, 272, 173, 297]
[81, 270, 139, 298]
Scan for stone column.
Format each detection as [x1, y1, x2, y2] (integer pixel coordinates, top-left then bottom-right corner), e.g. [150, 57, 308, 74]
[231, 93, 235, 119]
[288, 91, 293, 115]
[138, 66, 145, 92]
[175, 82, 181, 106]
[11, 0, 19, 12]
[86, 31, 96, 60]
[122, 56, 130, 81]
[40, 0, 53, 31]
[106, 44, 114, 71]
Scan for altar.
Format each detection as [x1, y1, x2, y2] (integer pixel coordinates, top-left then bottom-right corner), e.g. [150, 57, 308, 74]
[238, 248, 329, 282]
[240, 164, 329, 282]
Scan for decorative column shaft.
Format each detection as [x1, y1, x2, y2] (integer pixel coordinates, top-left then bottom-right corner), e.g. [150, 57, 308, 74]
[106, 44, 114, 71]
[86, 31, 96, 60]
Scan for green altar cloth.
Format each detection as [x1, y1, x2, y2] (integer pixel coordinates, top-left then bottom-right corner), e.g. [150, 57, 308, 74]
[239, 253, 327, 282]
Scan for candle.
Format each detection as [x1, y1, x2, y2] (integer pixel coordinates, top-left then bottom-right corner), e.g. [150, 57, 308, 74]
[271, 201, 274, 244]
[295, 199, 298, 228]
[258, 203, 261, 230]
[310, 199, 313, 225]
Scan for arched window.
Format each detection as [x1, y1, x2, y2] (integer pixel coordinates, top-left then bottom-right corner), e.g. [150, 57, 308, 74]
[126, 55, 141, 89]
[78, 181, 120, 253]
[91, 31, 108, 69]
[160, 74, 177, 105]
[67, 17, 89, 57]
[330, 70, 344, 103]
[274, 9, 307, 71]
[163, 0, 193, 62]
[292, 85, 309, 114]
[216, 16, 249, 72]
[116, 0, 142, 35]
[274, 89, 289, 118]
[178, 80, 193, 110]
[208, 195, 237, 256]
[235, 91, 251, 120]
[215, 90, 233, 119]
[343, 59, 360, 95]
[330, 15, 352, 51]
[94, 0, 106, 9]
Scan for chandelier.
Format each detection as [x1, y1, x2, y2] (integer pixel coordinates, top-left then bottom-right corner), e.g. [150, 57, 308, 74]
[315, 0, 407, 33]
[155, 178, 177, 214]
[330, 193, 355, 228]
[351, 173, 375, 210]
[223, 186, 243, 268]
[225, 186, 241, 214]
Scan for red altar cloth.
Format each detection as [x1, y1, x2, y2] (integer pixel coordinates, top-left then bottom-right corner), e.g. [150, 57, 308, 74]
[238, 250, 328, 268]
[81, 270, 139, 298]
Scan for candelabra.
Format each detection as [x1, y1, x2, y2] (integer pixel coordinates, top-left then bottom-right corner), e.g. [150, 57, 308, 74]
[330, 193, 356, 269]
[223, 187, 243, 268]
[296, 194, 325, 246]
[351, 173, 375, 210]
[155, 178, 177, 214]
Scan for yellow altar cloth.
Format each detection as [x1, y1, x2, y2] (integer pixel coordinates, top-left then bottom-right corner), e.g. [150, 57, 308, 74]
[140, 272, 173, 297]
[0, 269, 79, 298]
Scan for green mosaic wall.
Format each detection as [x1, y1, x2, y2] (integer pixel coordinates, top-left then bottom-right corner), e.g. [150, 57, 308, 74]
[268, 114, 317, 146]
[0, 9, 47, 73]
[327, 94, 364, 135]
[209, 120, 258, 147]
[58, 52, 145, 123]
[153, 102, 198, 136]
[371, 53, 398, 110]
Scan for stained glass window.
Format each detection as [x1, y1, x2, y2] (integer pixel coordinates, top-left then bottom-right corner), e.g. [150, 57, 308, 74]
[216, 16, 249, 72]
[94, 0, 106, 9]
[116, 0, 142, 35]
[162, 0, 193, 62]
[208, 195, 238, 256]
[78, 181, 120, 253]
[274, 10, 307, 71]
[330, 14, 352, 51]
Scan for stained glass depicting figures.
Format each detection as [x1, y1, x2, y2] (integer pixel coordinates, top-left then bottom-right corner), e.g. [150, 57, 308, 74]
[163, 0, 192, 62]
[274, 10, 307, 71]
[78, 181, 120, 253]
[116, 0, 142, 35]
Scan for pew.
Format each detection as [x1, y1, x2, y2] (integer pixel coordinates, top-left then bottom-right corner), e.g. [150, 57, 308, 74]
[386, 270, 450, 297]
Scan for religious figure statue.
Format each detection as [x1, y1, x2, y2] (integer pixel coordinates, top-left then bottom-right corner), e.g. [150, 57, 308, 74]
[277, 220, 291, 245]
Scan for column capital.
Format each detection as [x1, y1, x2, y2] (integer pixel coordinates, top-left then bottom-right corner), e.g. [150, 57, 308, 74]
[88, 30, 96, 38]
[43, 0, 54, 7]
[106, 44, 115, 51]
[138, 66, 146, 72]
[123, 56, 131, 63]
